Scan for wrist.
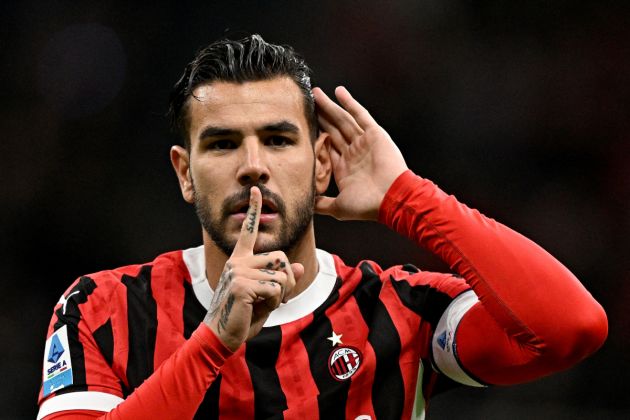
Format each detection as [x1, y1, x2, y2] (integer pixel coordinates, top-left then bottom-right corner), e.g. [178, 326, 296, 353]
[193, 323, 235, 361]
[204, 315, 243, 352]
[378, 169, 421, 224]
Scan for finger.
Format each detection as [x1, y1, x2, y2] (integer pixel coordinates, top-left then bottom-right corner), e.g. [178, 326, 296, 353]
[231, 266, 289, 283]
[236, 266, 289, 302]
[334, 86, 377, 130]
[317, 113, 350, 151]
[232, 186, 262, 257]
[314, 87, 364, 141]
[251, 280, 284, 311]
[290, 263, 304, 283]
[248, 252, 297, 302]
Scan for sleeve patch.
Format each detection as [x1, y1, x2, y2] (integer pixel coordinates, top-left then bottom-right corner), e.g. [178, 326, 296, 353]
[42, 325, 73, 397]
[432, 290, 485, 387]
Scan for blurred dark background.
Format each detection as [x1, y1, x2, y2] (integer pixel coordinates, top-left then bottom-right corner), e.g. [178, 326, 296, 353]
[1, 1, 628, 418]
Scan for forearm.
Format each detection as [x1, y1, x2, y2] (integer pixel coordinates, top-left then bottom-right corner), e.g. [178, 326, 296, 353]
[380, 170, 607, 382]
[43, 324, 232, 419]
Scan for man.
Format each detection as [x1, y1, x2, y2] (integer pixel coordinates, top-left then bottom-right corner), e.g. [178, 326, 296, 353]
[37, 34, 607, 419]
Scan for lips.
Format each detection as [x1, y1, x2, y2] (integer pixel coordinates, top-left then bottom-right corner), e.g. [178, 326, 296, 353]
[230, 198, 278, 215]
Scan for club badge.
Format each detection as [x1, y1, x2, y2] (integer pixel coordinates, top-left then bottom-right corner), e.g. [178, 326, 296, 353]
[328, 346, 362, 381]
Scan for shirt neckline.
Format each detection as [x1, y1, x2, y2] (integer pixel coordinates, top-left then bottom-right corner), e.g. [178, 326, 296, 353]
[182, 245, 337, 327]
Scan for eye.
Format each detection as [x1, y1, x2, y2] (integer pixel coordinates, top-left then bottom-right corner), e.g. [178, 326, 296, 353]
[208, 139, 237, 150]
[265, 136, 293, 147]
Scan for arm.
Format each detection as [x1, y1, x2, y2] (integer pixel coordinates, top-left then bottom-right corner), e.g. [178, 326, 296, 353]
[313, 87, 607, 385]
[41, 188, 300, 419]
[39, 321, 231, 419]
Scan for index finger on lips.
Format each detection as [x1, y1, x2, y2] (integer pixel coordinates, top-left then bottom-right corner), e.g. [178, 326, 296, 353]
[232, 186, 262, 257]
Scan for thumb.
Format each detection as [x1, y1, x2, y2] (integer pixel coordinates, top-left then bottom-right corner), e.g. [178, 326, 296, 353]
[314, 195, 338, 218]
[290, 263, 305, 282]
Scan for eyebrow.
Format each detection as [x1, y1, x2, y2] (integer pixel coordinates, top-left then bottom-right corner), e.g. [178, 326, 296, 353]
[198, 120, 300, 141]
[198, 126, 238, 140]
[261, 121, 300, 134]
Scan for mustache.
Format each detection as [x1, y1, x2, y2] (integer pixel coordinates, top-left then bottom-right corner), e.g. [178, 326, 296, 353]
[220, 183, 286, 218]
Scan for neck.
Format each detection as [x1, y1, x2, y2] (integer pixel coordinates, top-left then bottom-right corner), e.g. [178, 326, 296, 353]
[203, 224, 319, 300]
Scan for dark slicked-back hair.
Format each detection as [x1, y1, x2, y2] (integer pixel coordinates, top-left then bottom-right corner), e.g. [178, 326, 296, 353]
[168, 34, 317, 149]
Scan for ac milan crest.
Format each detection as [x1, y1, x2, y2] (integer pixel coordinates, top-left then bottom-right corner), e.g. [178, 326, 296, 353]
[328, 346, 362, 381]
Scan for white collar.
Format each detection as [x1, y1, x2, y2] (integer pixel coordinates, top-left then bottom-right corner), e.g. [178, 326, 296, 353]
[182, 245, 337, 327]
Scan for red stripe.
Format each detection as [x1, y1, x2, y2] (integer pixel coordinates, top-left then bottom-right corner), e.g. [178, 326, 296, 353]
[77, 275, 127, 396]
[277, 314, 320, 419]
[152, 251, 188, 369]
[326, 262, 376, 418]
[219, 347, 255, 419]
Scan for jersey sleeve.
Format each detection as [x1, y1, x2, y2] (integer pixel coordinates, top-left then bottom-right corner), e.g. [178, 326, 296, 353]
[379, 170, 608, 385]
[38, 275, 233, 419]
[38, 276, 124, 407]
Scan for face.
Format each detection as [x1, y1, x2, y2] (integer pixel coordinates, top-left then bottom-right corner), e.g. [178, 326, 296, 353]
[171, 77, 330, 255]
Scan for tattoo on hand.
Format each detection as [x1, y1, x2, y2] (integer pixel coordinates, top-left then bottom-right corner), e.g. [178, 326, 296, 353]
[217, 293, 235, 334]
[265, 259, 286, 271]
[207, 263, 232, 320]
[259, 269, 276, 275]
[246, 202, 258, 233]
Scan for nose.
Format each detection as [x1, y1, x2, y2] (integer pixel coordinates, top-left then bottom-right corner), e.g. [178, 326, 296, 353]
[236, 137, 270, 185]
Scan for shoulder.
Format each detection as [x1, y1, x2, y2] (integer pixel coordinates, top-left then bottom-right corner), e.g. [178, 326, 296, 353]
[51, 249, 189, 326]
[331, 254, 469, 299]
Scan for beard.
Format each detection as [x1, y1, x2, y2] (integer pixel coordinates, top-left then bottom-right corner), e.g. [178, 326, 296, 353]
[193, 178, 316, 256]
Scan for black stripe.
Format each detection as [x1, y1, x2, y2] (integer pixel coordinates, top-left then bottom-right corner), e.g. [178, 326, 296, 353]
[354, 262, 405, 419]
[193, 374, 221, 419]
[246, 326, 287, 419]
[388, 275, 454, 331]
[183, 280, 207, 339]
[54, 276, 97, 394]
[299, 278, 349, 419]
[93, 318, 129, 397]
[402, 263, 420, 273]
[93, 319, 114, 367]
[121, 265, 158, 390]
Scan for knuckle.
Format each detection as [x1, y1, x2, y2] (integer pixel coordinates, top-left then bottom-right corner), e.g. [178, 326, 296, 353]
[230, 279, 247, 295]
[270, 251, 287, 260]
[230, 266, 245, 277]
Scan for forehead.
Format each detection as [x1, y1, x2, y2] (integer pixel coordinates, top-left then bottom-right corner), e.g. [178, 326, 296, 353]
[187, 77, 307, 140]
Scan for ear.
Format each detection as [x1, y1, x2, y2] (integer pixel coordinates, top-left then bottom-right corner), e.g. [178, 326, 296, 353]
[313, 132, 332, 195]
[170, 145, 194, 204]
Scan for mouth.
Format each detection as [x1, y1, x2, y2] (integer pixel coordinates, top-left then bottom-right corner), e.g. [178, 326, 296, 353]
[230, 199, 278, 215]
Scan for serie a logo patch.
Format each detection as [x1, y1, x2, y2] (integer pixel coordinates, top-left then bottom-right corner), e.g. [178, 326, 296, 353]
[42, 325, 73, 397]
[328, 346, 362, 381]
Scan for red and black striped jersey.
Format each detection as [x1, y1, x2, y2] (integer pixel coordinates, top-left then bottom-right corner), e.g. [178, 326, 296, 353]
[37, 170, 607, 419]
[38, 245, 472, 419]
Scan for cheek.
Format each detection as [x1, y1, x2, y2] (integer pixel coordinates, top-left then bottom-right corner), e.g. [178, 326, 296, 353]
[281, 158, 314, 188]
